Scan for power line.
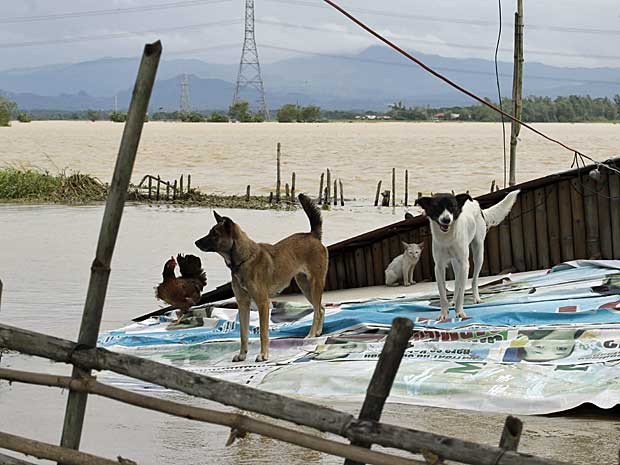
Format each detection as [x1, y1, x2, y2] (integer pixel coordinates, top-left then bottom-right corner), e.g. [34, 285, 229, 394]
[265, 0, 620, 37]
[0, 19, 242, 49]
[0, 0, 232, 24]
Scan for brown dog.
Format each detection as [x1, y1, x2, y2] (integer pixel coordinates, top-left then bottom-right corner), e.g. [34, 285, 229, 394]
[195, 193, 328, 362]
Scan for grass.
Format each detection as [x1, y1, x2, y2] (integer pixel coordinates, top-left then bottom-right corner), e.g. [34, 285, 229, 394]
[0, 167, 293, 209]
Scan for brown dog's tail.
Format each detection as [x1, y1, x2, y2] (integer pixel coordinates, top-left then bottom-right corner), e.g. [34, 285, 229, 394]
[298, 193, 323, 240]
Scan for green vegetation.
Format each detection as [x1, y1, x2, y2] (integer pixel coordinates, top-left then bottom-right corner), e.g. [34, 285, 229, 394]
[87, 110, 101, 122]
[17, 112, 32, 123]
[0, 168, 107, 202]
[208, 112, 229, 122]
[228, 100, 265, 122]
[109, 111, 127, 123]
[277, 104, 322, 122]
[0, 96, 17, 126]
[0, 167, 289, 209]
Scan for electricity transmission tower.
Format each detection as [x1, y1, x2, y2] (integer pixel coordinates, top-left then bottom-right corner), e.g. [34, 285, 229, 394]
[179, 73, 191, 114]
[232, 0, 268, 120]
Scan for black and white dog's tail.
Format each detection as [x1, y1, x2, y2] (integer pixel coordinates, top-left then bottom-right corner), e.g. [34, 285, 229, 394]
[482, 189, 520, 228]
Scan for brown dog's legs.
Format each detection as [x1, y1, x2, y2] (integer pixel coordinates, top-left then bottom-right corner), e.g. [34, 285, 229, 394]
[255, 291, 271, 362]
[232, 279, 251, 362]
[295, 273, 325, 338]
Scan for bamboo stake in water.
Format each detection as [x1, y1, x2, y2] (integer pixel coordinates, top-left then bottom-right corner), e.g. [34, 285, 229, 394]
[392, 168, 396, 207]
[179, 175, 184, 198]
[246, 185, 251, 202]
[147, 176, 152, 199]
[333, 179, 338, 206]
[326, 168, 331, 205]
[156, 175, 160, 200]
[339, 179, 344, 206]
[374, 180, 382, 206]
[187, 174, 191, 194]
[319, 172, 325, 204]
[276, 142, 281, 203]
[59, 40, 162, 453]
[404, 169, 408, 206]
[291, 172, 296, 203]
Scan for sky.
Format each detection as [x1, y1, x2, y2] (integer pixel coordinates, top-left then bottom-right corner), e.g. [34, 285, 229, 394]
[0, 0, 619, 71]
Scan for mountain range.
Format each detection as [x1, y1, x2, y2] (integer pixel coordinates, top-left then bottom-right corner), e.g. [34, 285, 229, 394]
[1, 46, 619, 112]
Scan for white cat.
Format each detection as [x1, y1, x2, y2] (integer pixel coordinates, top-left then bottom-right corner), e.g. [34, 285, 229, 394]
[385, 242, 424, 286]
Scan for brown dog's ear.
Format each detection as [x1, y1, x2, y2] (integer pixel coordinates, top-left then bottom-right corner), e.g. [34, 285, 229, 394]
[213, 210, 224, 223]
[455, 193, 472, 209]
[222, 217, 233, 233]
[414, 196, 431, 213]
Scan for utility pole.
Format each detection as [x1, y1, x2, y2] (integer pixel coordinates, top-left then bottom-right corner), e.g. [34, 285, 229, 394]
[509, 0, 523, 186]
[232, 0, 269, 120]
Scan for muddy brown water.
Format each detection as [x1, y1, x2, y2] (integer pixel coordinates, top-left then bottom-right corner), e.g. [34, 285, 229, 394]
[2, 121, 620, 463]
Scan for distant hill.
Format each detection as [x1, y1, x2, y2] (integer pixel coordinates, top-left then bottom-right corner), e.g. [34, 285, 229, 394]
[1, 46, 619, 111]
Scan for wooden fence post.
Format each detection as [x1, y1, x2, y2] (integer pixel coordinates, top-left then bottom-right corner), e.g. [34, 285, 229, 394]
[156, 175, 160, 200]
[404, 170, 409, 207]
[187, 174, 191, 194]
[326, 169, 331, 205]
[285, 183, 290, 201]
[374, 181, 382, 206]
[344, 317, 413, 465]
[166, 182, 170, 200]
[173, 180, 177, 200]
[179, 174, 184, 198]
[319, 172, 325, 204]
[246, 185, 251, 202]
[147, 176, 152, 199]
[339, 179, 344, 206]
[291, 172, 296, 203]
[499, 416, 523, 451]
[59, 40, 161, 453]
[391, 168, 396, 207]
[334, 179, 338, 206]
[276, 142, 281, 203]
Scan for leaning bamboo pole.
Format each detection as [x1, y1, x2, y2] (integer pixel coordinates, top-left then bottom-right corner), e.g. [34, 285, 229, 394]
[0, 431, 136, 465]
[60, 40, 162, 452]
[0, 368, 424, 465]
[0, 324, 576, 465]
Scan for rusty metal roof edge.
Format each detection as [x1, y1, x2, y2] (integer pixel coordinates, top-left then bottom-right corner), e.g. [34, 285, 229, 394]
[327, 156, 619, 254]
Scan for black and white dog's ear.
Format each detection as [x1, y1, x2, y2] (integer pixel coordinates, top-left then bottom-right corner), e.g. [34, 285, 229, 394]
[213, 210, 224, 223]
[455, 193, 472, 209]
[414, 196, 432, 213]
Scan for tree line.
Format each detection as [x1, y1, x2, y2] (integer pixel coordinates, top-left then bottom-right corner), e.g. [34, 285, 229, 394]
[2, 95, 620, 125]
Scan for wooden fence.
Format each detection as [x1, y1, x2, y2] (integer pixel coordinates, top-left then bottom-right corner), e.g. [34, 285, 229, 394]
[322, 158, 620, 290]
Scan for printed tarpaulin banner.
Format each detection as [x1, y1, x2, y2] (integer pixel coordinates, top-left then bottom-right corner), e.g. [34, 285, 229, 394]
[98, 260, 620, 414]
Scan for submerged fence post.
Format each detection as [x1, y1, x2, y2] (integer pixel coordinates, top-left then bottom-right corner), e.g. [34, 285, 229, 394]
[276, 142, 281, 203]
[344, 317, 413, 465]
[59, 40, 162, 455]
[333, 179, 338, 206]
[179, 175, 184, 198]
[391, 168, 396, 207]
[246, 185, 251, 202]
[156, 175, 161, 200]
[319, 172, 325, 204]
[404, 169, 409, 207]
[339, 179, 344, 206]
[374, 181, 382, 206]
[291, 172, 296, 203]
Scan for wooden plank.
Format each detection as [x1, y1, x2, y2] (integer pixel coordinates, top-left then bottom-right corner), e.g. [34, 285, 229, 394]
[596, 170, 613, 259]
[354, 248, 367, 288]
[344, 318, 414, 465]
[364, 247, 375, 287]
[558, 180, 575, 261]
[498, 218, 513, 273]
[410, 230, 424, 284]
[345, 252, 357, 289]
[371, 242, 385, 286]
[582, 173, 601, 259]
[509, 195, 526, 271]
[545, 184, 562, 266]
[521, 189, 538, 270]
[326, 257, 339, 291]
[570, 175, 587, 259]
[381, 238, 392, 273]
[335, 255, 347, 290]
[486, 227, 501, 276]
[534, 187, 550, 269]
[419, 225, 433, 281]
[610, 171, 620, 259]
[0, 324, 578, 465]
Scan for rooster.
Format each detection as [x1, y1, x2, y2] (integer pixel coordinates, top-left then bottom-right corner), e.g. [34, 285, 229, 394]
[156, 254, 207, 324]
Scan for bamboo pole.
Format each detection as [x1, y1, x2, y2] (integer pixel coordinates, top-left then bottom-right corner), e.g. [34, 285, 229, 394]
[187, 174, 191, 193]
[340, 179, 344, 206]
[334, 179, 338, 206]
[156, 175, 160, 200]
[166, 182, 170, 200]
[59, 40, 162, 453]
[326, 168, 331, 204]
[319, 172, 325, 204]
[374, 181, 382, 206]
[499, 416, 523, 451]
[404, 170, 408, 206]
[291, 172, 296, 203]
[345, 317, 414, 465]
[285, 183, 290, 201]
[391, 168, 396, 207]
[0, 368, 424, 465]
[179, 175, 184, 198]
[246, 185, 251, 201]
[172, 180, 177, 200]
[509, 0, 523, 186]
[276, 142, 281, 202]
[0, 324, 578, 465]
[0, 431, 136, 465]
[147, 176, 152, 199]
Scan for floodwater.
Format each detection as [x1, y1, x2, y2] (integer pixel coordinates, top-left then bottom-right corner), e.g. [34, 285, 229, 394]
[1, 122, 620, 464]
[2, 121, 620, 199]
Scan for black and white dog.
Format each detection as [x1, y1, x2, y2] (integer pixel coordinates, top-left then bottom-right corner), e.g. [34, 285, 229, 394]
[415, 190, 520, 319]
